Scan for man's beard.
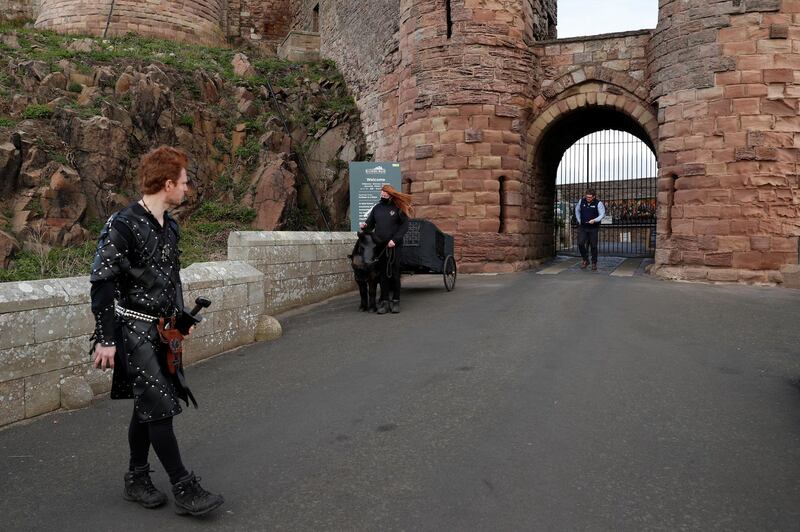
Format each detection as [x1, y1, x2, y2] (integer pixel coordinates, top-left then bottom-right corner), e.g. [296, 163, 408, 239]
[166, 195, 185, 208]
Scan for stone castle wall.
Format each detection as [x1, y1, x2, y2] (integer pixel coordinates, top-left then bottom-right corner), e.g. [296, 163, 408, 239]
[525, 30, 657, 263]
[234, 0, 292, 45]
[7, 0, 800, 283]
[35, 0, 227, 46]
[649, 0, 800, 283]
[288, 0, 401, 158]
[0, 0, 39, 20]
[383, 0, 559, 272]
[0, 261, 265, 427]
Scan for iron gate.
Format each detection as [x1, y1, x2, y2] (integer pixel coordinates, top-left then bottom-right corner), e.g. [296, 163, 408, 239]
[554, 130, 658, 258]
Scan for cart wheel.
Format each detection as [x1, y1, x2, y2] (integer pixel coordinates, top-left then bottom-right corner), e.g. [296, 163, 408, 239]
[443, 255, 457, 291]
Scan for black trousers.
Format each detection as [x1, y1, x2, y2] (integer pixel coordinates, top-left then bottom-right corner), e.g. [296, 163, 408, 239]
[128, 410, 189, 484]
[578, 226, 600, 263]
[379, 246, 402, 302]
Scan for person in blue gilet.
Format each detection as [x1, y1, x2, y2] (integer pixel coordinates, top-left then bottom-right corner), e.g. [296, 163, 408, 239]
[574, 188, 606, 270]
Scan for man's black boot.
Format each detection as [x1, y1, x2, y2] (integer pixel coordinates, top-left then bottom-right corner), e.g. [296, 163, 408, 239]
[390, 300, 400, 314]
[172, 473, 224, 516]
[377, 301, 389, 314]
[124, 465, 168, 509]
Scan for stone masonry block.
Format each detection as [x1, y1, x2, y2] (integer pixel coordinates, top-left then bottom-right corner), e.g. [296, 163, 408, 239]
[60, 375, 93, 410]
[465, 128, 483, 143]
[415, 144, 434, 159]
[744, 0, 781, 13]
[32, 304, 93, 344]
[183, 286, 225, 317]
[239, 310, 259, 335]
[57, 276, 91, 305]
[84, 367, 112, 395]
[188, 310, 214, 339]
[0, 335, 90, 382]
[770, 24, 789, 39]
[221, 283, 249, 311]
[0, 378, 24, 427]
[0, 279, 69, 313]
[248, 282, 266, 306]
[213, 308, 240, 334]
[0, 311, 36, 350]
[182, 333, 224, 365]
[24, 370, 62, 418]
[181, 263, 225, 290]
[213, 261, 263, 285]
[265, 261, 316, 281]
[316, 243, 352, 261]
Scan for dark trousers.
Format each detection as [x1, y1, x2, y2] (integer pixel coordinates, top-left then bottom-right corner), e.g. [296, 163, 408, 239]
[379, 246, 402, 302]
[578, 225, 599, 263]
[128, 410, 189, 484]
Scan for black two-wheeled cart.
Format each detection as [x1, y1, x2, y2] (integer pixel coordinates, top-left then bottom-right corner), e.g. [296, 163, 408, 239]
[399, 218, 457, 291]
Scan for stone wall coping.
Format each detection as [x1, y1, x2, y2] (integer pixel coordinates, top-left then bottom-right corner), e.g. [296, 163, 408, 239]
[535, 28, 653, 47]
[0, 277, 80, 313]
[278, 29, 320, 46]
[181, 260, 263, 286]
[0, 261, 263, 314]
[228, 231, 356, 247]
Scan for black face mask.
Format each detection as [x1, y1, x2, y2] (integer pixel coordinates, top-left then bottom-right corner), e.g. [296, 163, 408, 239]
[379, 197, 389, 204]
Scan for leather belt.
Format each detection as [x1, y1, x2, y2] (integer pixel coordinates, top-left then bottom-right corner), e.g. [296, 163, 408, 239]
[115, 303, 158, 323]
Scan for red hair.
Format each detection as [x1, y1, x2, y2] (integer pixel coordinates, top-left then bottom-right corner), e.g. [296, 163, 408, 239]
[138, 146, 188, 194]
[382, 184, 413, 216]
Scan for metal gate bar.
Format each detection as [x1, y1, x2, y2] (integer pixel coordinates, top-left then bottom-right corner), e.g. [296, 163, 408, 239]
[554, 130, 658, 258]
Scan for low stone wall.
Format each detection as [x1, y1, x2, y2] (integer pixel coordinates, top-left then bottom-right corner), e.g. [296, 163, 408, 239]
[228, 231, 355, 315]
[0, 260, 263, 428]
[0, 232, 358, 428]
[277, 30, 321, 61]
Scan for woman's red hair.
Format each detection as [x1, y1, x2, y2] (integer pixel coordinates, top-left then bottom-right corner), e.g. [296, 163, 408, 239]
[382, 184, 413, 216]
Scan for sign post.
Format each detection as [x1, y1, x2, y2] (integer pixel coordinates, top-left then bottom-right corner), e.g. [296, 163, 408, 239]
[348, 162, 402, 232]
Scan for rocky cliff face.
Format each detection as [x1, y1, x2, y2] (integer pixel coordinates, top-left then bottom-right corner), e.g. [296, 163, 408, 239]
[0, 27, 366, 272]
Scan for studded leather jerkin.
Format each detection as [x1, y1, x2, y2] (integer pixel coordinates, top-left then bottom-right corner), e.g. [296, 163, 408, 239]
[90, 203, 192, 422]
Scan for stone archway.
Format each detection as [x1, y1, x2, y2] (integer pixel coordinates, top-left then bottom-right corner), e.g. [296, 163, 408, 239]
[522, 81, 659, 260]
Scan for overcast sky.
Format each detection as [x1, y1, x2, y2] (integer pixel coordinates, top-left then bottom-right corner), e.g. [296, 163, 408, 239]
[557, 0, 658, 38]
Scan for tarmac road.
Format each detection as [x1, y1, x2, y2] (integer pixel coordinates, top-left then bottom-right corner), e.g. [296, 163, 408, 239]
[1, 267, 799, 531]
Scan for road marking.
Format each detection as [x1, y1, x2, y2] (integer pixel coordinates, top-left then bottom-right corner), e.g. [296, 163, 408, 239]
[538, 259, 580, 274]
[610, 258, 643, 277]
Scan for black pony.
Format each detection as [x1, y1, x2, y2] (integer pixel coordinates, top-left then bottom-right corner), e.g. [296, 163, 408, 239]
[349, 230, 381, 312]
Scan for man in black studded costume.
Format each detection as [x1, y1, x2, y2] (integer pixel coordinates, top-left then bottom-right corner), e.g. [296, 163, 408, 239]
[90, 146, 224, 516]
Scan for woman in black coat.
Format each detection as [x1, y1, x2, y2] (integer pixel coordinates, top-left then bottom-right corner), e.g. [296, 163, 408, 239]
[363, 184, 412, 314]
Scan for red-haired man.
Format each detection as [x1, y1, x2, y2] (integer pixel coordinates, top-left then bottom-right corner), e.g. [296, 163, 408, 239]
[90, 146, 224, 516]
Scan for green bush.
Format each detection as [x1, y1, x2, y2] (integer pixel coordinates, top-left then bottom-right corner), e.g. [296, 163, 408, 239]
[22, 104, 53, 119]
[234, 139, 260, 161]
[178, 201, 256, 266]
[49, 151, 69, 164]
[0, 117, 15, 127]
[67, 82, 83, 93]
[0, 240, 96, 282]
[283, 206, 317, 231]
[192, 201, 256, 224]
[178, 114, 194, 128]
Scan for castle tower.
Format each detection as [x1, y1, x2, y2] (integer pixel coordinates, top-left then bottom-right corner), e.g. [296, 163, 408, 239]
[34, 0, 228, 46]
[649, 0, 800, 282]
[393, 0, 556, 272]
